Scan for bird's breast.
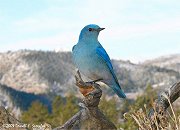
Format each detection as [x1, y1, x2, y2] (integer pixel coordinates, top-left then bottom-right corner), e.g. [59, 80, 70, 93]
[73, 44, 95, 69]
[72, 43, 101, 79]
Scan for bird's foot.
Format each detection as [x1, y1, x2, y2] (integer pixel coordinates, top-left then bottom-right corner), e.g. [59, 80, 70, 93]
[85, 78, 103, 84]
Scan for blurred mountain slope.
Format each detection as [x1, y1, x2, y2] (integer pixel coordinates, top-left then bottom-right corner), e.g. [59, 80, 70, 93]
[0, 50, 179, 111]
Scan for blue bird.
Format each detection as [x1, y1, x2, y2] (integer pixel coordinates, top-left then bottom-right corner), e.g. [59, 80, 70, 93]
[72, 24, 126, 98]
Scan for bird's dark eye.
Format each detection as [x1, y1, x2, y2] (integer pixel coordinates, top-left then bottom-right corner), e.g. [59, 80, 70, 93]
[88, 28, 92, 31]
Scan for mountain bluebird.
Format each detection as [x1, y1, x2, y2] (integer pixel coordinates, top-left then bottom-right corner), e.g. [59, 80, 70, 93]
[72, 24, 126, 98]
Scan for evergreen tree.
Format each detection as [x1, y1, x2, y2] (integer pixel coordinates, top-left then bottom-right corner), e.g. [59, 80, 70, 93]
[21, 101, 49, 124]
[99, 96, 120, 125]
[48, 95, 79, 128]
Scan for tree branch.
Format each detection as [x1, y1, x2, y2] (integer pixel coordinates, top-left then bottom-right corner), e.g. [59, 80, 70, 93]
[148, 81, 180, 129]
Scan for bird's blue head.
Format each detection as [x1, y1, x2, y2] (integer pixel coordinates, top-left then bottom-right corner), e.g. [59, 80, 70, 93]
[79, 24, 105, 41]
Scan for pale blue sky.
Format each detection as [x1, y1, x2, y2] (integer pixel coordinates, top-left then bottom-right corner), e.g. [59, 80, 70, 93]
[0, 0, 179, 63]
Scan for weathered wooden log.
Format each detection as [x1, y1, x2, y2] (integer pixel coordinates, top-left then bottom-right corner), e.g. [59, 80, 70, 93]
[54, 71, 117, 130]
[148, 81, 180, 129]
[0, 106, 27, 130]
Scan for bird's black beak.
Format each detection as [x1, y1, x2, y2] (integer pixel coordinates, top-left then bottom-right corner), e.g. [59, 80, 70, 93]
[97, 28, 105, 31]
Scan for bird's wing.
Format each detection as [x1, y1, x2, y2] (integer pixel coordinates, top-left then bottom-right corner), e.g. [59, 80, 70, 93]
[96, 46, 119, 84]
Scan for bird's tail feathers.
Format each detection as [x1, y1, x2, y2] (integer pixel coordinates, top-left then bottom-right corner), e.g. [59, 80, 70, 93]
[110, 84, 126, 98]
